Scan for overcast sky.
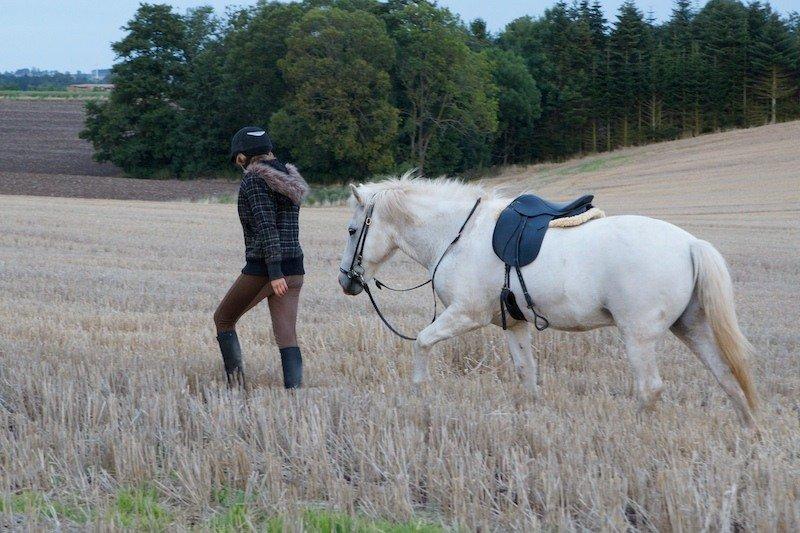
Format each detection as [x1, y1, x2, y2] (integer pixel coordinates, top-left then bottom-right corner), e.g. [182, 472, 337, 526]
[2, 0, 798, 72]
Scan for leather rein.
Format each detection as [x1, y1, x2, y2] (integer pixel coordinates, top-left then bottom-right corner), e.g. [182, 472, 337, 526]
[340, 197, 482, 341]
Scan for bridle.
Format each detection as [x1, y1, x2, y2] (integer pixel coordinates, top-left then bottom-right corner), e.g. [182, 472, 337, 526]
[340, 198, 482, 340]
[340, 197, 482, 341]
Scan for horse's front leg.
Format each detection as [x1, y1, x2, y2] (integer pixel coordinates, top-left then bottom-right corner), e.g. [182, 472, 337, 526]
[412, 306, 484, 384]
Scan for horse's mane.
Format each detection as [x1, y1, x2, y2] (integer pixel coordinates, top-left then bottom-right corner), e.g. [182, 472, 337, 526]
[356, 171, 497, 226]
[366, 171, 485, 198]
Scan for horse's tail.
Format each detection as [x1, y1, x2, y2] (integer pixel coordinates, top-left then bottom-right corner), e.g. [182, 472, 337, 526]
[690, 240, 758, 411]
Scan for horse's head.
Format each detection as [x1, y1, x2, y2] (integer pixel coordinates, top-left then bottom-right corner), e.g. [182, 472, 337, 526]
[338, 183, 403, 295]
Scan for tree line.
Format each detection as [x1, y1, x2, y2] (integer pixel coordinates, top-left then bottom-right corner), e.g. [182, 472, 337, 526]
[82, 0, 800, 182]
[1, 70, 107, 91]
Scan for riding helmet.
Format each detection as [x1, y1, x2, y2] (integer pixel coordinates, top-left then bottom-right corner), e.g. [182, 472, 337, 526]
[229, 126, 273, 162]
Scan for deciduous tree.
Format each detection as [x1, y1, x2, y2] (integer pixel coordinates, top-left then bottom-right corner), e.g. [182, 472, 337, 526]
[484, 48, 542, 164]
[389, 1, 498, 174]
[82, 4, 192, 177]
[270, 8, 399, 182]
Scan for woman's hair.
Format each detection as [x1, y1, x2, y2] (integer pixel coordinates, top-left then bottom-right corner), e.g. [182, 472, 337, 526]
[235, 152, 273, 169]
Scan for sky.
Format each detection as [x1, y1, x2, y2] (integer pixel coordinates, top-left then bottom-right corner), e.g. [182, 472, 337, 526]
[2, 0, 798, 72]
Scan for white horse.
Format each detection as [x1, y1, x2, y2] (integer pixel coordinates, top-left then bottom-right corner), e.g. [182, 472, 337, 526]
[337, 176, 758, 428]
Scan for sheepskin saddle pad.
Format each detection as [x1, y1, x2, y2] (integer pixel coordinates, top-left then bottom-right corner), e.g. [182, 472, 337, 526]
[548, 206, 605, 228]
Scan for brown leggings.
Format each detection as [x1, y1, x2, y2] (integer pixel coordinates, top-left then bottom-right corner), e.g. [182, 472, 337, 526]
[213, 274, 303, 348]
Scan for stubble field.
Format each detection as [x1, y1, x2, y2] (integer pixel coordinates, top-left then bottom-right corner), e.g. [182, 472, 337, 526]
[0, 121, 799, 530]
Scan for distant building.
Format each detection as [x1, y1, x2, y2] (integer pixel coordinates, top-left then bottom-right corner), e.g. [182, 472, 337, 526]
[91, 69, 111, 82]
[67, 84, 115, 92]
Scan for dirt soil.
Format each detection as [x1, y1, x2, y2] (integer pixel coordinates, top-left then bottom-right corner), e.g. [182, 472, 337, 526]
[0, 99, 238, 201]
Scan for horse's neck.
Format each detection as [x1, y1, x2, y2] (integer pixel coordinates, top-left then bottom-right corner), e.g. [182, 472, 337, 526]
[394, 196, 480, 273]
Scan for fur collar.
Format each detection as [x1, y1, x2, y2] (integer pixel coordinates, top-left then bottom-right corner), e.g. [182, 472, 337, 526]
[246, 160, 309, 205]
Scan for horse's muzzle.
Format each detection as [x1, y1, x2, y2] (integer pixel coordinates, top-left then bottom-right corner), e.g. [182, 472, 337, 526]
[338, 270, 364, 296]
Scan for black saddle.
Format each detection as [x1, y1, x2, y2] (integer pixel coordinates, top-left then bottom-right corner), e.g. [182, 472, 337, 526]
[492, 194, 594, 329]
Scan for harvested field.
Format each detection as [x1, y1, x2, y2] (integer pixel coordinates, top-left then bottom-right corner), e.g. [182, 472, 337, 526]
[0, 99, 238, 201]
[0, 122, 799, 529]
[0, 171, 239, 202]
[0, 99, 118, 177]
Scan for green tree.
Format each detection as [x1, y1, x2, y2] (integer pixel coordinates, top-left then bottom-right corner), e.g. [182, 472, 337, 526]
[665, 0, 702, 135]
[484, 48, 542, 164]
[469, 18, 491, 49]
[790, 12, 800, 53]
[543, 2, 593, 155]
[219, 2, 307, 132]
[578, 0, 610, 151]
[82, 4, 192, 177]
[748, 3, 798, 124]
[609, 1, 649, 146]
[499, 4, 596, 159]
[694, 0, 749, 131]
[642, 15, 672, 140]
[270, 8, 398, 182]
[171, 7, 228, 175]
[791, 13, 800, 115]
[388, 1, 498, 174]
[499, 16, 561, 158]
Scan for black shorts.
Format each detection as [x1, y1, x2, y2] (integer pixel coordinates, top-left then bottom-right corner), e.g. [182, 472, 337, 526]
[241, 256, 305, 278]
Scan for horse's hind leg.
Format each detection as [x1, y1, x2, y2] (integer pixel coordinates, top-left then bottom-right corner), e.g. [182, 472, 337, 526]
[505, 322, 539, 397]
[620, 328, 665, 411]
[670, 296, 755, 428]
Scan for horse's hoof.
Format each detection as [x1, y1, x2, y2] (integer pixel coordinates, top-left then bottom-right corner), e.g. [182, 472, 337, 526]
[412, 380, 432, 398]
[524, 382, 540, 400]
[740, 415, 762, 439]
[637, 386, 664, 412]
[411, 370, 431, 387]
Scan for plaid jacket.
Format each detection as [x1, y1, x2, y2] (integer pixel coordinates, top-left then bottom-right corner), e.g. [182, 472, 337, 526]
[237, 160, 309, 279]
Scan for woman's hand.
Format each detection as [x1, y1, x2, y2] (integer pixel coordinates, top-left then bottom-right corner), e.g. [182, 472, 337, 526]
[271, 277, 288, 297]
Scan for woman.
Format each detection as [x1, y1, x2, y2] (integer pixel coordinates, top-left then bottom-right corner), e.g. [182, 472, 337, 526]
[214, 126, 309, 389]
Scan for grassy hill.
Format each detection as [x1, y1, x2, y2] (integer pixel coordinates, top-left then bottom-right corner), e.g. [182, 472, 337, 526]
[496, 120, 800, 224]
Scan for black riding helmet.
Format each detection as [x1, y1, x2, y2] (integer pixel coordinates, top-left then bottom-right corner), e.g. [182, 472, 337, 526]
[229, 126, 273, 162]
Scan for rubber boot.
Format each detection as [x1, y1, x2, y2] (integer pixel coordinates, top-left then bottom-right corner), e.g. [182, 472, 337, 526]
[279, 347, 303, 389]
[216, 331, 246, 388]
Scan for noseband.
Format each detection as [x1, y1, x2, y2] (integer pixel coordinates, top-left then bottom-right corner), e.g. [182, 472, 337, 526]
[340, 198, 482, 341]
[341, 203, 376, 289]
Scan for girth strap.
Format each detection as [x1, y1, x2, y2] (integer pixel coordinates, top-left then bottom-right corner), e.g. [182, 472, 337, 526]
[499, 263, 550, 331]
[515, 264, 550, 331]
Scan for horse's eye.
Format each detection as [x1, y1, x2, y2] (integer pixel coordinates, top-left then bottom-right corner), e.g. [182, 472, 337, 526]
[348, 227, 356, 236]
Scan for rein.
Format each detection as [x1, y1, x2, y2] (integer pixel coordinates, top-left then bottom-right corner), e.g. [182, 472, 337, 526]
[340, 197, 482, 341]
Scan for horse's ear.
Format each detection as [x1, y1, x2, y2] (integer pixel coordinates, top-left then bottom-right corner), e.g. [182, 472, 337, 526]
[350, 183, 364, 205]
